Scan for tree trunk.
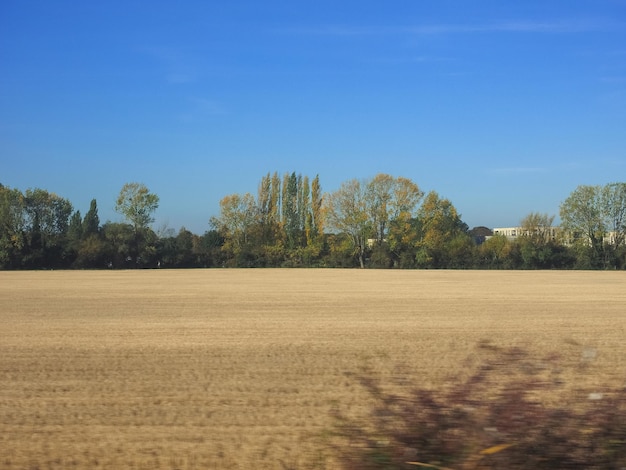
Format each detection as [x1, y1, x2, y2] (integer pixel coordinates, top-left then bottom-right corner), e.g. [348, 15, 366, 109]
[358, 246, 365, 269]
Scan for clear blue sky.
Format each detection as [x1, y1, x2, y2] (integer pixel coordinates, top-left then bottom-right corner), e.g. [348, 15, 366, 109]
[1, 1, 625, 234]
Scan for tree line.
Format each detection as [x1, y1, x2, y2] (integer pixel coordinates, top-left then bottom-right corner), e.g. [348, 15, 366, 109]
[1, 177, 625, 270]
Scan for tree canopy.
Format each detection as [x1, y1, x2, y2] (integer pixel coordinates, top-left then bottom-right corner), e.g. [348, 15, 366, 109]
[115, 183, 159, 233]
[1, 178, 625, 270]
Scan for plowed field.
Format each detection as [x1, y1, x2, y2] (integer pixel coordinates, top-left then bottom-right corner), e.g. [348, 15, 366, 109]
[1, 270, 625, 469]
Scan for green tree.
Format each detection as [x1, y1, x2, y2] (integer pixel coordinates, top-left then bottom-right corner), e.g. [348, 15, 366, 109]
[366, 173, 395, 245]
[156, 227, 196, 268]
[68, 210, 83, 242]
[325, 179, 371, 268]
[257, 173, 282, 246]
[174, 228, 195, 267]
[211, 193, 259, 264]
[64, 199, 104, 268]
[66, 210, 83, 263]
[310, 174, 323, 242]
[22, 188, 73, 268]
[388, 217, 421, 268]
[74, 233, 107, 268]
[601, 182, 626, 249]
[193, 230, 225, 267]
[115, 183, 159, 234]
[560, 185, 605, 268]
[102, 222, 135, 268]
[325, 175, 423, 268]
[300, 175, 324, 262]
[415, 191, 470, 268]
[83, 198, 100, 237]
[0, 184, 26, 269]
[115, 183, 159, 266]
[384, 176, 424, 266]
[300, 175, 310, 241]
[282, 172, 300, 249]
[270, 172, 282, 227]
[520, 212, 556, 243]
[325, 232, 358, 267]
[347, 174, 423, 267]
[258, 173, 272, 230]
[517, 212, 567, 269]
[477, 234, 512, 269]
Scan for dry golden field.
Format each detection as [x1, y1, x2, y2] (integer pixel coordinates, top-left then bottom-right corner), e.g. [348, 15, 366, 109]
[1, 269, 625, 469]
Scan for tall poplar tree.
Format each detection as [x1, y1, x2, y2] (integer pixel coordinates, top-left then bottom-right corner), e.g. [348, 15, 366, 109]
[83, 198, 100, 237]
[257, 173, 282, 246]
[299, 175, 310, 233]
[258, 173, 271, 223]
[310, 175, 323, 241]
[283, 172, 300, 249]
[601, 182, 626, 250]
[270, 171, 281, 226]
[68, 210, 83, 244]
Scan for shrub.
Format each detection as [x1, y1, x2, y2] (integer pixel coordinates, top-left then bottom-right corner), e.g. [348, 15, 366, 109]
[333, 343, 626, 469]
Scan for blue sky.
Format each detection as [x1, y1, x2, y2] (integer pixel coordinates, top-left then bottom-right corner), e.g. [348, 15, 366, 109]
[1, 1, 625, 234]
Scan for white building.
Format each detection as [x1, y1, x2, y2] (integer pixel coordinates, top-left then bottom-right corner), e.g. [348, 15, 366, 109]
[492, 227, 620, 246]
[492, 226, 561, 242]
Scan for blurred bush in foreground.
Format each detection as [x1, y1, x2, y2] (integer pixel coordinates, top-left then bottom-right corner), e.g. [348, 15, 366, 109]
[333, 343, 626, 469]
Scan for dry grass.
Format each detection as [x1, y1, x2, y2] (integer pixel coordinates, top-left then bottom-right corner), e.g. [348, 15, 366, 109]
[1, 269, 625, 469]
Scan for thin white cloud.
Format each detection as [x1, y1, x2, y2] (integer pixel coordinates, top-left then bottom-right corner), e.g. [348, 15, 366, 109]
[368, 55, 454, 65]
[272, 25, 384, 36]
[276, 18, 623, 37]
[430, 19, 619, 34]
